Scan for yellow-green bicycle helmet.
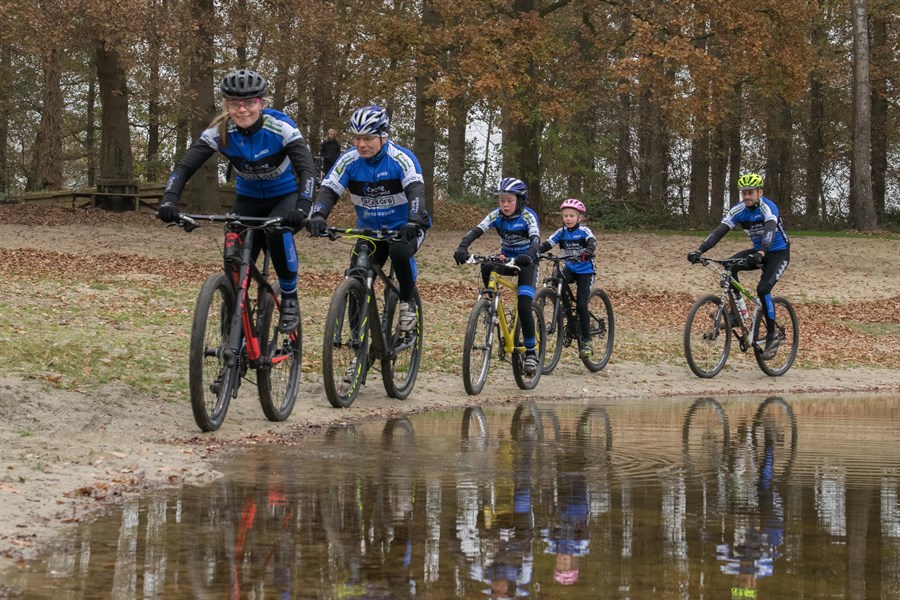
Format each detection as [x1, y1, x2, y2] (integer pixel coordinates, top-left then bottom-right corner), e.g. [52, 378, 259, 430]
[737, 173, 764, 190]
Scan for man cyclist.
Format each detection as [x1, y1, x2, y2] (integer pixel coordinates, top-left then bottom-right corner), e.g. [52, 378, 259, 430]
[157, 69, 316, 333]
[307, 105, 431, 333]
[688, 173, 790, 360]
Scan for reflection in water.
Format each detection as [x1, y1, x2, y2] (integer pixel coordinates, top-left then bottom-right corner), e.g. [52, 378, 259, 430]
[9, 394, 900, 599]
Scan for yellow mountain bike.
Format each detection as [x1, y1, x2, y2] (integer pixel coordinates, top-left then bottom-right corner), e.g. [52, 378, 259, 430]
[461, 255, 546, 395]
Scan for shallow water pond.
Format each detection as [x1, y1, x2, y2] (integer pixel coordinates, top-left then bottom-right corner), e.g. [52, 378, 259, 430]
[6, 393, 900, 599]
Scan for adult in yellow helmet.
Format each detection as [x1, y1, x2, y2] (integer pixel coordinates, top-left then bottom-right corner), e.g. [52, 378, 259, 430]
[687, 173, 791, 359]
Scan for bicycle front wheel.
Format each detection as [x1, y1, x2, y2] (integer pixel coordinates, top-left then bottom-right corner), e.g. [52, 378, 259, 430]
[534, 288, 563, 374]
[753, 297, 799, 376]
[257, 285, 302, 421]
[381, 289, 423, 400]
[684, 294, 732, 378]
[512, 304, 546, 390]
[462, 298, 494, 396]
[189, 274, 237, 432]
[582, 288, 615, 372]
[322, 278, 368, 408]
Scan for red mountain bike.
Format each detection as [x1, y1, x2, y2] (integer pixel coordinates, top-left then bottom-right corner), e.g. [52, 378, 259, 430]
[173, 214, 302, 431]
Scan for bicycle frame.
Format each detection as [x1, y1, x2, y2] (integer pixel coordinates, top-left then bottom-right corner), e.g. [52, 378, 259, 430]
[181, 214, 291, 370]
[350, 245, 392, 368]
[330, 228, 405, 375]
[224, 225, 279, 368]
[477, 259, 529, 357]
[709, 261, 763, 351]
[542, 261, 580, 343]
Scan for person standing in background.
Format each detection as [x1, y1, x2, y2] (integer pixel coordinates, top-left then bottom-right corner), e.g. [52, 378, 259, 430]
[319, 128, 341, 177]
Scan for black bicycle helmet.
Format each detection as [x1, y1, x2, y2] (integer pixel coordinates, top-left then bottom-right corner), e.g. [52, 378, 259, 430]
[219, 69, 268, 98]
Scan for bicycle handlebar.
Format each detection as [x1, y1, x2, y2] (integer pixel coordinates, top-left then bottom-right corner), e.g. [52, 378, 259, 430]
[465, 254, 518, 270]
[538, 252, 594, 263]
[170, 213, 284, 232]
[694, 255, 749, 269]
[319, 226, 402, 242]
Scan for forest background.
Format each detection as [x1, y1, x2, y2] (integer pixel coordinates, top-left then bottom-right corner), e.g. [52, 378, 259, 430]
[0, 0, 897, 230]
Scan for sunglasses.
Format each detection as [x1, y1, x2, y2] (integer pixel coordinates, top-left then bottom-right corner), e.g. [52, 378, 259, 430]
[225, 97, 262, 110]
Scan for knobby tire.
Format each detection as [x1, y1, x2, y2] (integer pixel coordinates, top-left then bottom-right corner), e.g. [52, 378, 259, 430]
[189, 274, 237, 432]
[684, 294, 732, 378]
[322, 278, 368, 408]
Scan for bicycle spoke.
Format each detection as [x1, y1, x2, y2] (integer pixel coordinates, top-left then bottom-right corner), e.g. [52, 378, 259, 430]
[684, 295, 731, 378]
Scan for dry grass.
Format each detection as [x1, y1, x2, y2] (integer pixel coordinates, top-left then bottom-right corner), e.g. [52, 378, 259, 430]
[0, 202, 898, 398]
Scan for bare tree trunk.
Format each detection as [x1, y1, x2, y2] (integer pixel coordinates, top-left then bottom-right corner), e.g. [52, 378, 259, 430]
[849, 0, 877, 230]
[0, 42, 10, 196]
[480, 102, 494, 195]
[185, 0, 219, 212]
[234, 0, 248, 66]
[446, 96, 467, 199]
[710, 121, 727, 221]
[727, 84, 742, 207]
[413, 0, 438, 215]
[688, 128, 710, 225]
[636, 87, 652, 206]
[870, 14, 887, 217]
[614, 81, 632, 202]
[500, 108, 542, 220]
[764, 96, 793, 216]
[95, 40, 135, 210]
[86, 68, 96, 188]
[146, 3, 162, 182]
[805, 0, 826, 222]
[650, 101, 669, 215]
[30, 46, 64, 191]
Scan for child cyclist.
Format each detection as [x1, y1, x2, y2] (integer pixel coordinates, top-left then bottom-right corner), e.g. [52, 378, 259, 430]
[453, 177, 541, 375]
[539, 199, 597, 358]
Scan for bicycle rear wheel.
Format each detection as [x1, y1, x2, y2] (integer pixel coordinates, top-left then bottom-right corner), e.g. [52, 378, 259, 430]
[322, 278, 368, 408]
[189, 274, 237, 432]
[381, 289, 423, 400]
[257, 284, 302, 421]
[684, 294, 732, 378]
[462, 298, 494, 396]
[512, 304, 546, 390]
[752, 396, 798, 479]
[753, 297, 799, 376]
[534, 288, 563, 374]
[581, 288, 615, 372]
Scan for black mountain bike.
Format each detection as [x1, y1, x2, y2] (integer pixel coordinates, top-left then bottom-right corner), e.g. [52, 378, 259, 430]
[320, 227, 423, 408]
[173, 214, 302, 432]
[534, 253, 615, 373]
[685, 256, 798, 378]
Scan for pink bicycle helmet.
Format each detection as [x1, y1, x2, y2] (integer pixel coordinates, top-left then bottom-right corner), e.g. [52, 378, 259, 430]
[560, 198, 586, 213]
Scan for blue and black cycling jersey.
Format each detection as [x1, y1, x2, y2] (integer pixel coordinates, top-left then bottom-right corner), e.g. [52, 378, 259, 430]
[702, 196, 789, 253]
[163, 108, 316, 206]
[312, 140, 431, 231]
[543, 224, 597, 275]
[462, 207, 541, 259]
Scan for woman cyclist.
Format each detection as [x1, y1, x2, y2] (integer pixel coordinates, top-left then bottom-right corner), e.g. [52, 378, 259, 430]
[157, 69, 316, 333]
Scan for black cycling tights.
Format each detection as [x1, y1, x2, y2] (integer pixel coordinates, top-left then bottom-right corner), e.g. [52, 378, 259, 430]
[229, 194, 300, 292]
[351, 236, 422, 303]
[730, 247, 790, 331]
[562, 270, 594, 340]
[481, 263, 538, 349]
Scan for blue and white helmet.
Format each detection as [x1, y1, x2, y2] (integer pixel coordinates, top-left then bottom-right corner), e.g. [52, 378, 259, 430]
[496, 177, 528, 202]
[348, 105, 390, 136]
